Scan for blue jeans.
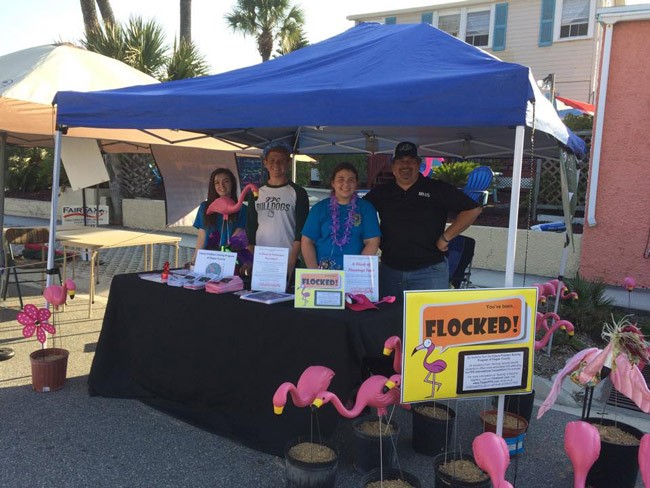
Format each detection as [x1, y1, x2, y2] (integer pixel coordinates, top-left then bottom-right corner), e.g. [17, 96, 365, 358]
[379, 260, 449, 298]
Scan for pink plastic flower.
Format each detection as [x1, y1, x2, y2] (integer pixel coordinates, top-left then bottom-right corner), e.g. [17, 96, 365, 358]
[17, 304, 55, 344]
[623, 277, 636, 292]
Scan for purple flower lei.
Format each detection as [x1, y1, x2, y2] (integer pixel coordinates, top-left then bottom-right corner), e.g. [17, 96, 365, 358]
[329, 193, 357, 249]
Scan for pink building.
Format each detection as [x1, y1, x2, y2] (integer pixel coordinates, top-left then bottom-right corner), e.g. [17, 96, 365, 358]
[580, 5, 650, 288]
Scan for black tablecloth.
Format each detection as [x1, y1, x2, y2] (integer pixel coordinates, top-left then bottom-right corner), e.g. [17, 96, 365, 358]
[88, 273, 402, 455]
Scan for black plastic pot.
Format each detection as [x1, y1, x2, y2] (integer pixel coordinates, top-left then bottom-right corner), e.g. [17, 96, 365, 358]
[360, 467, 421, 487]
[411, 402, 456, 456]
[433, 452, 491, 488]
[503, 390, 535, 426]
[284, 437, 338, 488]
[352, 416, 400, 474]
[586, 418, 643, 488]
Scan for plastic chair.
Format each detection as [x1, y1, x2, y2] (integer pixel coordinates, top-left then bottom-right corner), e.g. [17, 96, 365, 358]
[463, 166, 494, 205]
[447, 235, 475, 289]
[2, 227, 61, 308]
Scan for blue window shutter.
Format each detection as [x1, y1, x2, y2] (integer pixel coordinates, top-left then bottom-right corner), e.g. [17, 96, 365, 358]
[539, 0, 556, 46]
[492, 3, 508, 51]
[385, 16, 396, 25]
[421, 12, 433, 24]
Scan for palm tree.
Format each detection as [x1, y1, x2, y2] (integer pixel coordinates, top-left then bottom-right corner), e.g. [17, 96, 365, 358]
[79, 0, 100, 36]
[275, 26, 309, 57]
[225, 0, 306, 62]
[81, 15, 209, 210]
[180, 0, 192, 42]
[165, 38, 209, 81]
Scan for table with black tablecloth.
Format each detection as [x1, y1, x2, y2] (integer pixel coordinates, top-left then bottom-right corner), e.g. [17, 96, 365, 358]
[88, 273, 402, 455]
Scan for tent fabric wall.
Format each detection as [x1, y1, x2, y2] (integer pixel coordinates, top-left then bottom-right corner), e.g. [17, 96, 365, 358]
[151, 146, 241, 227]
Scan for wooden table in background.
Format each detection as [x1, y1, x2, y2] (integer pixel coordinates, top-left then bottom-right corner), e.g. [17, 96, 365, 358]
[57, 227, 181, 317]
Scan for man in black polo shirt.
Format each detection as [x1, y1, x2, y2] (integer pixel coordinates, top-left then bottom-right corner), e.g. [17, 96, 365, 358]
[364, 141, 482, 297]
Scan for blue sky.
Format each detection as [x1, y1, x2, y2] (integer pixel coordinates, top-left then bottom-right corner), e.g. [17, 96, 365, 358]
[0, 0, 433, 74]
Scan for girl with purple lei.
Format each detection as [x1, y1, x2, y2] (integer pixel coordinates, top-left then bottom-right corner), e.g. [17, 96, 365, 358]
[301, 162, 380, 270]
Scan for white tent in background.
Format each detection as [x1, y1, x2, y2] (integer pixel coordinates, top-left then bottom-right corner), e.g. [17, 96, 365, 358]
[0, 44, 249, 231]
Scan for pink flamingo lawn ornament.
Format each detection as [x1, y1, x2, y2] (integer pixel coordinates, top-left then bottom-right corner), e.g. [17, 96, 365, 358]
[311, 375, 400, 417]
[564, 421, 601, 488]
[623, 276, 636, 311]
[206, 183, 258, 249]
[535, 318, 574, 351]
[546, 279, 579, 302]
[472, 432, 513, 488]
[412, 339, 447, 398]
[383, 335, 402, 374]
[43, 279, 76, 310]
[535, 311, 560, 333]
[206, 183, 258, 219]
[640, 434, 650, 487]
[537, 317, 650, 419]
[273, 365, 335, 415]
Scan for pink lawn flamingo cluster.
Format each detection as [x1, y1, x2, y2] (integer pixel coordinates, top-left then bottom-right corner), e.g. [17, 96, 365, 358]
[533, 279, 578, 305]
[43, 279, 76, 310]
[272, 365, 335, 415]
[534, 311, 575, 351]
[537, 317, 650, 418]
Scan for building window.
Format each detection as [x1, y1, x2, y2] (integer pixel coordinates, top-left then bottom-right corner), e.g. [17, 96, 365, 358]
[466, 10, 490, 46]
[421, 12, 433, 25]
[559, 0, 590, 38]
[438, 14, 460, 37]
[385, 16, 396, 25]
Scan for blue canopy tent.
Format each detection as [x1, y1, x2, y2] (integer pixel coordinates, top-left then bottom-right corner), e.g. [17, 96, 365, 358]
[51, 22, 586, 289]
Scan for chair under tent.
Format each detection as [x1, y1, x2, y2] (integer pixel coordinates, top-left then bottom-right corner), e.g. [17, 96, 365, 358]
[463, 166, 494, 205]
[2, 227, 62, 309]
[447, 235, 476, 289]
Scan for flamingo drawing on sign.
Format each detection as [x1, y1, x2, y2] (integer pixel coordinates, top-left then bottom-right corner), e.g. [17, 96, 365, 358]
[298, 284, 311, 306]
[412, 339, 447, 398]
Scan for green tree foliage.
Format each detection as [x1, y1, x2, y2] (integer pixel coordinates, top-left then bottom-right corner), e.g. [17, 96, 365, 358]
[6, 147, 69, 192]
[82, 15, 209, 80]
[562, 113, 593, 131]
[560, 273, 615, 342]
[225, 0, 306, 62]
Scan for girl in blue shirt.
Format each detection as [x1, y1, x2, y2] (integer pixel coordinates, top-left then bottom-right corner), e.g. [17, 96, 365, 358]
[301, 162, 380, 270]
[192, 168, 247, 264]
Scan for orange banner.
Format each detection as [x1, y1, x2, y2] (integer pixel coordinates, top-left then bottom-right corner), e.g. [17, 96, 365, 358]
[420, 297, 525, 352]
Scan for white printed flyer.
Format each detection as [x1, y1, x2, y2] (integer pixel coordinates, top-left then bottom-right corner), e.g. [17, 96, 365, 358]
[343, 255, 378, 302]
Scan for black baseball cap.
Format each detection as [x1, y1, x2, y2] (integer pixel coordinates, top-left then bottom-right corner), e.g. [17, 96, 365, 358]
[392, 141, 420, 161]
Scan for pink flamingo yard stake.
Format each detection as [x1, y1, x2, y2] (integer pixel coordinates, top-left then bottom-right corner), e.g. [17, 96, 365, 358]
[472, 432, 513, 488]
[534, 319, 574, 351]
[564, 421, 601, 488]
[383, 335, 402, 374]
[43, 279, 76, 310]
[273, 365, 335, 415]
[207, 183, 259, 247]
